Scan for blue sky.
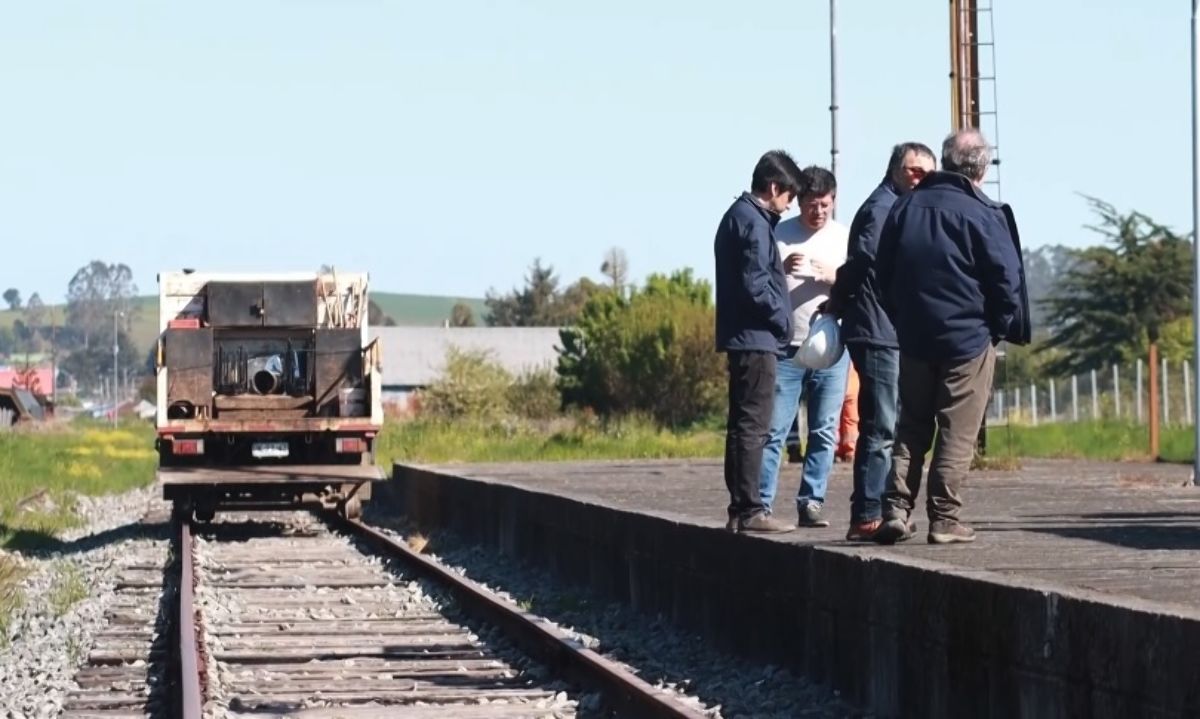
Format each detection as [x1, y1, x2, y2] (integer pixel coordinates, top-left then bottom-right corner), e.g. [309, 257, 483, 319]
[0, 1, 1191, 304]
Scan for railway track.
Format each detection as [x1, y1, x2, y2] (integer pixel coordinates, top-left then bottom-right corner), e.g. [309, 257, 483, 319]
[173, 511, 704, 719]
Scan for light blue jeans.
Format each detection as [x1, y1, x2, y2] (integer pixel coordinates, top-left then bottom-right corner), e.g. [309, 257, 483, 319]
[759, 348, 850, 512]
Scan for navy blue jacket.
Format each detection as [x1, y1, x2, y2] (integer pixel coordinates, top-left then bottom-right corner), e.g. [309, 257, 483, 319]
[713, 193, 793, 354]
[829, 178, 900, 348]
[875, 172, 1031, 362]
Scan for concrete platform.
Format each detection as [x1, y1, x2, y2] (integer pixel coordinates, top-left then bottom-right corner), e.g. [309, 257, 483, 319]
[387, 458, 1200, 718]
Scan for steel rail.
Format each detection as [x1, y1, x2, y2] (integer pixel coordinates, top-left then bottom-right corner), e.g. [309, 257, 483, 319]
[333, 515, 708, 719]
[179, 521, 204, 718]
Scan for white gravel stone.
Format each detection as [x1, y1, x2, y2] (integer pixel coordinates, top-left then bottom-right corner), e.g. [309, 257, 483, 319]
[0, 486, 166, 719]
[364, 516, 864, 718]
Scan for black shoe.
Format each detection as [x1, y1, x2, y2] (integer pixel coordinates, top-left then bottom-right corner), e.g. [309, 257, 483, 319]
[873, 516, 915, 544]
[787, 445, 804, 464]
[797, 502, 830, 528]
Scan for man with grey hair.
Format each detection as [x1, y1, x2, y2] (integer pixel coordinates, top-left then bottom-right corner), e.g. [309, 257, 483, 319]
[872, 128, 1030, 545]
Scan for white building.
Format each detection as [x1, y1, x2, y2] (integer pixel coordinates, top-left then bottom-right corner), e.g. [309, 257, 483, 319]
[369, 326, 563, 409]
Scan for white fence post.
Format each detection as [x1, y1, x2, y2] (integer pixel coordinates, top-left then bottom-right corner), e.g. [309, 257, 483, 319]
[1015, 387, 1021, 424]
[996, 389, 1005, 422]
[1031, 383, 1039, 426]
[1163, 357, 1171, 426]
[1113, 364, 1121, 419]
[1072, 374, 1079, 422]
[1049, 379, 1057, 422]
[1137, 359, 1144, 423]
[1091, 369, 1099, 420]
[1186, 360, 1193, 425]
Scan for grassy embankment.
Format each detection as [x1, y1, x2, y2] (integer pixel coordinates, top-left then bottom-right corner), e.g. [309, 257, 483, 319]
[0, 422, 156, 638]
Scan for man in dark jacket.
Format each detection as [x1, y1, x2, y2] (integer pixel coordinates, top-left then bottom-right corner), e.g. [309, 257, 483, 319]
[873, 128, 1030, 545]
[714, 149, 803, 533]
[826, 141, 936, 541]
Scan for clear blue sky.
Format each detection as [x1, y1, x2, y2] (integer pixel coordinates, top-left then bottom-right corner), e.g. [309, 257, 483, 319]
[0, 1, 1190, 304]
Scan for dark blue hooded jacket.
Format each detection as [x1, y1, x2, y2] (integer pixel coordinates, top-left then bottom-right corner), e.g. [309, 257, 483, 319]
[830, 178, 901, 348]
[875, 171, 1031, 362]
[713, 193, 793, 354]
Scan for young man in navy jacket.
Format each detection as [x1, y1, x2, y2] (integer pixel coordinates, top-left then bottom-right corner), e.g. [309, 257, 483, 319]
[713, 150, 804, 533]
[873, 129, 1030, 545]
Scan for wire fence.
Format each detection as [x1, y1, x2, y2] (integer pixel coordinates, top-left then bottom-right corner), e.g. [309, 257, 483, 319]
[991, 357, 1195, 426]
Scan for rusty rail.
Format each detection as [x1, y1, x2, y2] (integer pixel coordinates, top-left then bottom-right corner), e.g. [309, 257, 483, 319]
[179, 521, 204, 718]
[334, 515, 708, 719]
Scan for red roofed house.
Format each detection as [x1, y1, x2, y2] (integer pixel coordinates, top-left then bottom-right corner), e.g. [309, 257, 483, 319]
[0, 365, 55, 397]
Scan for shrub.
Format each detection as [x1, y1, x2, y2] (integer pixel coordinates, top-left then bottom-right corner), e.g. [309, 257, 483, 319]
[507, 367, 561, 420]
[421, 347, 512, 422]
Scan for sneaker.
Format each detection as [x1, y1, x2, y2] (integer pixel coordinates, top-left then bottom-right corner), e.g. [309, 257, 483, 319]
[738, 511, 795, 534]
[797, 502, 830, 528]
[845, 518, 882, 541]
[725, 513, 738, 532]
[872, 516, 915, 544]
[928, 520, 976, 544]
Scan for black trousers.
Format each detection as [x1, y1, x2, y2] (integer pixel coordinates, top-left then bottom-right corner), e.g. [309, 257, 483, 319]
[724, 350, 776, 520]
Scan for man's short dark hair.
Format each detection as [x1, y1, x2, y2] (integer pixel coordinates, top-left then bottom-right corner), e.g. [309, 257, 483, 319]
[886, 141, 936, 175]
[799, 165, 836, 199]
[751, 150, 803, 196]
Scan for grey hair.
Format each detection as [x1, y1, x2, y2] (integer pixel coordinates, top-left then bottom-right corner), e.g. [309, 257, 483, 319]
[886, 141, 936, 175]
[941, 128, 992, 181]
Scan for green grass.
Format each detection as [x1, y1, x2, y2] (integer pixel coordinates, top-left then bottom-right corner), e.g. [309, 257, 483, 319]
[984, 421, 1195, 463]
[48, 561, 87, 617]
[0, 291, 488, 356]
[0, 421, 157, 550]
[376, 417, 724, 465]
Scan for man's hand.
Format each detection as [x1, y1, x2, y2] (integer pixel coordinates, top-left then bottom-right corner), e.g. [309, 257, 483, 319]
[784, 253, 807, 276]
[818, 297, 840, 317]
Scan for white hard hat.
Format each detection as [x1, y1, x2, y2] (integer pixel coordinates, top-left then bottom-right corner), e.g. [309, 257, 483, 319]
[793, 312, 844, 369]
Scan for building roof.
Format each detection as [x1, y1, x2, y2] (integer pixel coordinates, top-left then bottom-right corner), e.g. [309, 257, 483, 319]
[0, 366, 54, 396]
[370, 327, 563, 387]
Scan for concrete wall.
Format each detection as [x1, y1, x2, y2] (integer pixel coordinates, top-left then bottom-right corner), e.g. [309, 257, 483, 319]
[388, 464, 1200, 718]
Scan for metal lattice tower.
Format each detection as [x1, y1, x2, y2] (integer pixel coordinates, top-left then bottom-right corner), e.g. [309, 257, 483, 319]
[950, 0, 1003, 199]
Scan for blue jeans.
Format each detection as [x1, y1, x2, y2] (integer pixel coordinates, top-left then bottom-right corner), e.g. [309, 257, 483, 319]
[759, 349, 850, 511]
[848, 344, 900, 523]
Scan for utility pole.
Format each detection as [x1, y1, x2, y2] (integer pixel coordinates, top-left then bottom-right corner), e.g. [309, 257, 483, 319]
[829, 0, 839, 198]
[1192, 0, 1200, 484]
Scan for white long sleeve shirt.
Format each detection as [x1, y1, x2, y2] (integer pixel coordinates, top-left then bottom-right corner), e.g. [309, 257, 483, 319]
[775, 217, 849, 345]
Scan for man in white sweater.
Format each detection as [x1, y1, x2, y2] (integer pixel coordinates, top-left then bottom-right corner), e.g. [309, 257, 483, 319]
[758, 166, 850, 527]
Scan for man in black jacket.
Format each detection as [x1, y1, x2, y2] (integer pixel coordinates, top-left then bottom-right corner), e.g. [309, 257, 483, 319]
[873, 129, 1030, 545]
[827, 142, 936, 541]
[714, 150, 804, 533]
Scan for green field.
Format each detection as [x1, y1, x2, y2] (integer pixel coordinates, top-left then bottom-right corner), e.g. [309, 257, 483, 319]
[0, 292, 488, 356]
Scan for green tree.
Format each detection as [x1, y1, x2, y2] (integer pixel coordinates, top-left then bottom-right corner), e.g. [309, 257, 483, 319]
[485, 258, 562, 327]
[1040, 197, 1192, 376]
[3, 288, 20, 310]
[66, 261, 137, 349]
[557, 268, 723, 427]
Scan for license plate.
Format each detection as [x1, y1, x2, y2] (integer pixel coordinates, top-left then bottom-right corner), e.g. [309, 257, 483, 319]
[252, 441, 289, 459]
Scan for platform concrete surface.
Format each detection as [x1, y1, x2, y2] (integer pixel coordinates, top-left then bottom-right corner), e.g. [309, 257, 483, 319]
[388, 458, 1200, 718]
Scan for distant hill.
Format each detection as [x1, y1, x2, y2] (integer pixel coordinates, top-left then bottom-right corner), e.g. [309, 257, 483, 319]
[0, 292, 489, 357]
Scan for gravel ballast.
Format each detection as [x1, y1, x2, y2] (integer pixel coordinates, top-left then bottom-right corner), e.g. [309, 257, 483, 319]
[0, 486, 167, 719]
[363, 512, 864, 719]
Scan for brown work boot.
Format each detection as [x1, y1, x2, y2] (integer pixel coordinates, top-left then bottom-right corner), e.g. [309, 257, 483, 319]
[845, 518, 882, 541]
[928, 520, 976, 544]
[738, 511, 795, 534]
